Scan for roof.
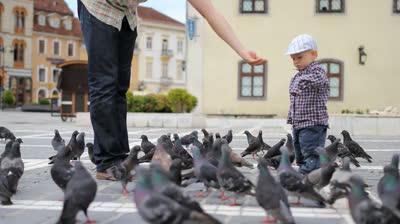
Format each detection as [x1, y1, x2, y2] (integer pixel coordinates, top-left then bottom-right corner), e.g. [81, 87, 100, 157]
[138, 6, 184, 27]
[33, 0, 81, 37]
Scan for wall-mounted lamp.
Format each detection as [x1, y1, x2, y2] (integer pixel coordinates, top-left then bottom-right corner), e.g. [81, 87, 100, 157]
[182, 60, 186, 71]
[358, 46, 367, 65]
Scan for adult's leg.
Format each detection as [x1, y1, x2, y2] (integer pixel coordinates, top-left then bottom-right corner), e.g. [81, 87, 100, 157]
[116, 18, 137, 154]
[298, 125, 327, 174]
[78, 1, 127, 172]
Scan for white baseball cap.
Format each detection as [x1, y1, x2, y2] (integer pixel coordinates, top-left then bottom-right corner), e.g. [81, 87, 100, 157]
[286, 34, 318, 55]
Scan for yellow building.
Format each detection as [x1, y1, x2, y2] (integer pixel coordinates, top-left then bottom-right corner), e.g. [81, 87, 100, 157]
[187, 0, 400, 117]
[32, 0, 82, 103]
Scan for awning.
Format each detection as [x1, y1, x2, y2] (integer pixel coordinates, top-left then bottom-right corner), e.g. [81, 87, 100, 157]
[5, 67, 31, 78]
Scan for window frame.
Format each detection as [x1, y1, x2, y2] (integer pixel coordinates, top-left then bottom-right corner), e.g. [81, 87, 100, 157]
[38, 38, 46, 54]
[316, 0, 345, 13]
[318, 59, 344, 101]
[394, 0, 400, 14]
[146, 36, 153, 50]
[37, 66, 47, 83]
[145, 57, 153, 79]
[67, 41, 74, 57]
[51, 67, 61, 83]
[53, 40, 61, 56]
[240, 0, 268, 14]
[238, 61, 267, 100]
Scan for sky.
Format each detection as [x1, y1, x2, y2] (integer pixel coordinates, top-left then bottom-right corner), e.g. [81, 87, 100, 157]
[64, 0, 186, 22]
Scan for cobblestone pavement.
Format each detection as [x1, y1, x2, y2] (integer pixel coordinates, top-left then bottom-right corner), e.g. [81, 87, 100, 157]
[0, 112, 399, 224]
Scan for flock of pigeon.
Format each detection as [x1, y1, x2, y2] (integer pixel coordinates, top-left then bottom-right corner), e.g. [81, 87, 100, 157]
[0, 126, 399, 224]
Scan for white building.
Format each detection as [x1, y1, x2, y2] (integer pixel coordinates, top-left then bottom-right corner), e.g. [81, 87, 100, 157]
[136, 6, 186, 93]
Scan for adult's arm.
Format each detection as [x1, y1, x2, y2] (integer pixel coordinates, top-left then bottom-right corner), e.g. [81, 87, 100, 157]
[188, 0, 266, 65]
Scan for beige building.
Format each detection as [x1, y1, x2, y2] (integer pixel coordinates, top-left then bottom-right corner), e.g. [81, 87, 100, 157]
[136, 6, 186, 93]
[186, 0, 400, 117]
[0, 0, 34, 105]
[32, 0, 82, 103]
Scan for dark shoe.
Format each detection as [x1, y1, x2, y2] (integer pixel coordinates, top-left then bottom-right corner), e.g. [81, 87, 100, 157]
[299, 156, 320, 174]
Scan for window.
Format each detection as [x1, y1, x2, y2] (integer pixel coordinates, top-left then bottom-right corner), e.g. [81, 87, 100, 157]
[38, 39, 45, 54]
[53, 41, 60, 56]
[13, 7, 26, 33]
[240, 0, 267, 13]
[49, 17, 60, 28]
[38, 89, 46, 101]
[394, 0, 400, 13]
[319, 59, 343, 100]
[64, 19, 72, 30]
[146, 58, 153, 78]
[38, 68, 46, 83]
[239, 62, 266, 98]
[176, 61, 183, 80]
[317, 0, 344, 13]
[177, 40, 183, 53]
[13, 39, 25, 66]
[162, 62, 168, 77]
[52, 68, 60, 83]
[68, 42, 74, 57]
[38, 14, 46, 26]
[146, 36, 152, 49]
[162, 39, 168, 50]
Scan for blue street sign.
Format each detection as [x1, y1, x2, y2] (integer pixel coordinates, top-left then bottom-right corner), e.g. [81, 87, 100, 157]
[187, 18, 196, 40]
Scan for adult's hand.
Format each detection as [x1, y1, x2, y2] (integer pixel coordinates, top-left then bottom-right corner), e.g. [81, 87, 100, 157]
[240, 50, 267, 65]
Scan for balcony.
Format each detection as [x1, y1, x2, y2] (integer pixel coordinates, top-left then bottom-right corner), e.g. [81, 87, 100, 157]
[161, 49, 173, 61]
[160, 76, 173, 86]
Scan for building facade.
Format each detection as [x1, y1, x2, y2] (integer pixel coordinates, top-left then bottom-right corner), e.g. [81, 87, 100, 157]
[135, 6, 186, 93]
[187, 0, 400, 117]
[32, 0, 82, 104]
[0, 0, 34, 106]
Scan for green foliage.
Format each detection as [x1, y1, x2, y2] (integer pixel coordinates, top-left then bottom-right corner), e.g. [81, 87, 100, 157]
[2, 90, 15, 105]
[39, 98, 50, 105]
[166, 88, 197, 113]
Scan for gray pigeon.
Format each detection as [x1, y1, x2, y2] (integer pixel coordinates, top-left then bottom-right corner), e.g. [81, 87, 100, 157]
[201, 128, 210, 140]
[73, 132, 85, 160]
[57, 162, 97, 224]
[304, 147, 337, 190]
[107, 146, 140, 195]
[49, 131, 79, 164]
[377, 154, 400, 213]
[0, 141, 24, 194]
[217, 144, 255, 205]
[134, 166, 221, 224]
[181, 130, 198, 146]
[86, 143, 96, 165]
[256, 158, 295, 224]
[0, 126, 16, 142]
[151, 135, 175, 171]
[264, 135, 295, 170]
[222, 130, 233, 144]
[0, 168, 19, 205]
[346, 175, 400, 224]
[263, 138, 285, 159]
[172, 133, 193, 169]
[51, 129, 65, 152]
[169, 158, 183, 186]
[241, 130, 263, 158]
[191, 145, 220, 197]
[51, 145, 74, 193]
[278, 150, 326, 207]
[341, 130, 372, 163]
[327, 135, 360, 167]
[327, 157, 353, 204]
[140, 135, 155, 154]
[0, 138, 23, 165]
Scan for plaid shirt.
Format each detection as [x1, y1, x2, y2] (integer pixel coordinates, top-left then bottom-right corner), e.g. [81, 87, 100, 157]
[287, 61, 329, 130]
[80, 0, 147, 31]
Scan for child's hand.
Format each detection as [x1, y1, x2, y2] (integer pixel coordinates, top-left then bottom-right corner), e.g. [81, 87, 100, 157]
[240, 50, 266, 65]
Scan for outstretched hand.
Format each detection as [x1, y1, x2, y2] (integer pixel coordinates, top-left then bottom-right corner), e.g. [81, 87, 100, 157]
[240, 50, 267, 65]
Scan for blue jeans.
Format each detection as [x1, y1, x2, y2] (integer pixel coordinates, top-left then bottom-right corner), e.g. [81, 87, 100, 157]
[78, 1, 137, 171]
[293, 125, 327, 174]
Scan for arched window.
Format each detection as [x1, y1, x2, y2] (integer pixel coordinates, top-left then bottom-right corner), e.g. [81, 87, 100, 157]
[319, 59, 343, 100]
[38, 89, 47, 101]
[317, 0, 344, 13]
[13, 7, 27, 34]
[12, 39, 26, 67]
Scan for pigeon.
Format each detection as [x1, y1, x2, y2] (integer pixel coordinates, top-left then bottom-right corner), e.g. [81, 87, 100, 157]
[140, 135, 156, 154]
[181, 130, 198, 146]
[0, 168, 20, 205]
[51, 145, 74, 193]
[201, 128, 210, 140]
[57, 162, 97, 224]
[134, 166, 220, 224]
[263, 138, 285, 159]
[86, 143, 96, 165]
[278, 149, 326, 207]
[327, 157, 353, 204]
[222, 130, 233, 144]
[264, 135, 295, 169]
[172, 134, 193, 169]
[191, 145, 220, 197]
[51, 129, 65, 153]
[327, 135, 360, 167]
[256, 158, 295, 224]
[258, 130, 272, 152]
[241, 130, 263, 158]
[346, 175, 400, 224]
[217, 144, 255, 205]
[169, 158, 183, 186]
[107, 146, 140, 195]
[151, 135, 174, 171]
[324, 138, 340, 162]
[224, 142, 254, 169]
[72, 132, 85, 160]
[341, 130, 372, 163]
[0, 126, 16, 142]
[150, 164, 222, 224]
[0, 141, 24, 194]
[377, 154, 400, 213]
[303, 147, 337, 190]
[49, 131, 79, 164]
[0, 138, 23, 165]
